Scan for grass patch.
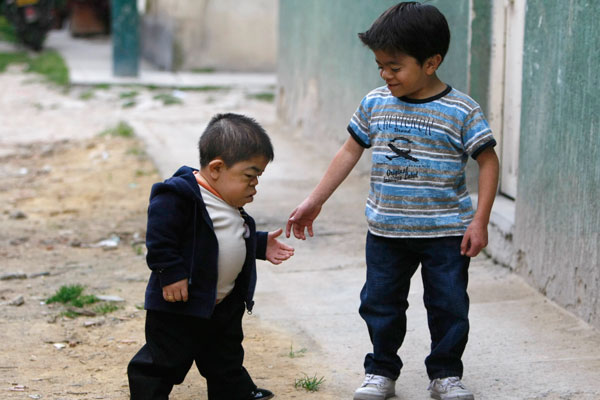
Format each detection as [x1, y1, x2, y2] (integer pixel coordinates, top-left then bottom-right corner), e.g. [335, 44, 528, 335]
[294, 374, 325, 392]
[191, 67, 216, 73]
[0, 51, 29, 72]
[47, 285, 99, 306]
[93, 303, 119, 315]
[79, 89, 95, 100]
[180, 85, 227, 92]
[100, 121, 135, 138]
[119, 90, 138, 99]
[153, 92, 183, 106]
[288, 344, 307, 358]
[0, 50, 69, 86]
[26, 50, 69, 86]
[247, 92, 275, 102]
[0, 15, 17, 43]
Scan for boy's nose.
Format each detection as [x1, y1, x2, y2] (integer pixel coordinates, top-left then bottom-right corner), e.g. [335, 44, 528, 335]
[380, 68, 392, 81]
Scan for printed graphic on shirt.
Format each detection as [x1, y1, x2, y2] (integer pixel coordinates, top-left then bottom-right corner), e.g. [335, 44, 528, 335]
[348, 86, 496, 238]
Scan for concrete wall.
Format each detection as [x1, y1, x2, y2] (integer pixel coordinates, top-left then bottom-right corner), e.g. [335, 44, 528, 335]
[515, 0, 600, 328]
[143, 0, 277, 71]
[277, 0, 489, 170]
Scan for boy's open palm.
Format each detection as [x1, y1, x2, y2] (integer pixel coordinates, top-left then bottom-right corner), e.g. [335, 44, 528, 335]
[266, 229, 295, 264]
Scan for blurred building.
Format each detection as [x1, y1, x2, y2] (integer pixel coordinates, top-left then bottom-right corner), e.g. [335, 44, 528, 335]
[277, 0, 600, 330]
[140, 0, 277, 72]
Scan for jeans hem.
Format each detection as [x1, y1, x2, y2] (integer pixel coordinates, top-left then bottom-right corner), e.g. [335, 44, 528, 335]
[365, 368, 399, 381]
[428, 370, 463, 380]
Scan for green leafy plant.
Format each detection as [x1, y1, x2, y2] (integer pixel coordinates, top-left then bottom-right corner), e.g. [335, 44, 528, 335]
[247, 92, 275, 102]
[119, 90, 138, 99]
[153, 93, 183, 106]
[191, 67, 216, 73]
[0, 50, 69, 87]
[0, 51, 29, 72]
[288, 344, 307, 358]
[0, 15, 17, 43]
[26, 50, 69, 87]
[100, 121, 135, 138]
[294, 374, 325, 392]
[47, 285, 99, 306]
[94, 303, 119, 315]
[79, 89, 95, 100]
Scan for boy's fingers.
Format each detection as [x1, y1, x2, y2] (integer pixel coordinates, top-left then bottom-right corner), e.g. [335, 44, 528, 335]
[269, 228, 283, 239]
[460, 235, 468, 256]
[285, 219, 294, 238]
[163, 291, 175, 302]
[280, 242, 295, 251]
[294, 225, 306, 240]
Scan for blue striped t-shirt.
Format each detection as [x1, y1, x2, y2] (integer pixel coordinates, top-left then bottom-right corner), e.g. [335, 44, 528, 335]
[348, 85, 496, 238]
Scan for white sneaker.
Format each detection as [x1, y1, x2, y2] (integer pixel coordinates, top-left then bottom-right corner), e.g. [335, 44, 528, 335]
[428, 377, 474, 400]
[353, 374, 395, 400]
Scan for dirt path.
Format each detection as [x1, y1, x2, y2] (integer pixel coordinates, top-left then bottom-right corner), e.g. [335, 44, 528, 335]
[0, 70, 333, 399]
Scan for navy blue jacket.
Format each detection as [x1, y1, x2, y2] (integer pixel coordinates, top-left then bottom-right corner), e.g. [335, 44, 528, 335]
[143, 166, 268, 318]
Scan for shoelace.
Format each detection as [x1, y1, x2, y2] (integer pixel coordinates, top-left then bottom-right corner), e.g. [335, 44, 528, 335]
[428, 377, 466, 391]
[362, 374, 389, 388]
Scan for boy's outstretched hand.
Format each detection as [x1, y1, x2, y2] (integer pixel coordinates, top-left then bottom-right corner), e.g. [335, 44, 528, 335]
[266, 229, 295, 264]
[285, 198, 322, 240]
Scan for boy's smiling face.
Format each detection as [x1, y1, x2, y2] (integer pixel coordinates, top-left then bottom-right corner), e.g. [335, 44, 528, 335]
[208, 155, 269, 208]
[374, 50, 443, 99]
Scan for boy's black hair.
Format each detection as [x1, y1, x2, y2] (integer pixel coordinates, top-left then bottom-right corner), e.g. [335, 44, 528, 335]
[198, 113, 274, 168]
[358, 1, 450, 65]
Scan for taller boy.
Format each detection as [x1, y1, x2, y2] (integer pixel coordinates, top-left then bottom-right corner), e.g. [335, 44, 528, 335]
[286, 2, 499, 400]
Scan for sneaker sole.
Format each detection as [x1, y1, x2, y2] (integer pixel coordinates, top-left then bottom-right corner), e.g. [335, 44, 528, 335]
[430, 394, 474, 400]
[354, 392, 395, 400]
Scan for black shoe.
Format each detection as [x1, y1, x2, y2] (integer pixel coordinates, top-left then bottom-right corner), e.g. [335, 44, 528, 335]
[247, 388, 274, 400]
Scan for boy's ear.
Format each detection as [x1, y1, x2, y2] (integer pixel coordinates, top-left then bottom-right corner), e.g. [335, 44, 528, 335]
[424, 54, 443, 75]
[207, 158, 226, 180]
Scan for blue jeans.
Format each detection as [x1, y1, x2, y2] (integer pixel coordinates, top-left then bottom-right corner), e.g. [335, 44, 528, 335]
[359, 232, 470, 380]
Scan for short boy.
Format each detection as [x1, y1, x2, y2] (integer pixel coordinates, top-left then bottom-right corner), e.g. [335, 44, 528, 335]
[128, 113, 294, 400]
[286, 2, 499, 400]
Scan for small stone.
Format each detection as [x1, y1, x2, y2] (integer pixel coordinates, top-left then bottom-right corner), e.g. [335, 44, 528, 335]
[8, 296, 24, 306]
[53, 343, 66, 349]
[9, 237, 29, 245]
[96, 295, 125, 302]
[89, 235, 120, 249]
[28, 271, 50, 279]
[83, 318, 105, 327]
[0, 272, 27, 280]
[9, 210, 27, 219]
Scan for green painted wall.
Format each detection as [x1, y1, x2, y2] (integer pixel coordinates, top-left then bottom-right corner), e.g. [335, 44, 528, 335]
[515, 0, 600, 328]
[277, 0, 482, 159]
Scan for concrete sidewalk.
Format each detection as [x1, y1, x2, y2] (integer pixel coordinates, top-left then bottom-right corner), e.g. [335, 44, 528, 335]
[45, 29, 276, 89]
[41, 32, 600, 399]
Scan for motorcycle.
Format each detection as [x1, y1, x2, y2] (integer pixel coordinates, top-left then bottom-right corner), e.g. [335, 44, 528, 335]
[3, 0, 55, 51]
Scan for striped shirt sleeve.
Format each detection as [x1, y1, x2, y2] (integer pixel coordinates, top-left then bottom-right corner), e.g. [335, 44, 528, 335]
[347, 96, 372, 148]
[462, 106, 496, 159]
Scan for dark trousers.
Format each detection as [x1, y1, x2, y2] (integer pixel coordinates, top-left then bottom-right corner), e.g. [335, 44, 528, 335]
[127, 294, 256, 400]
[359, 232, 470, 380]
